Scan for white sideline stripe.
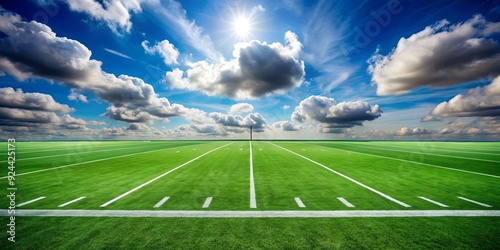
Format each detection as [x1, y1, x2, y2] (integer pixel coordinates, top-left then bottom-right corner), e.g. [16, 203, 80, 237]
[0, 143, 161, 163]
[337, 197, 355, 207]
[58, 196, 86, 207]
[270, 143, 411, 208]
[0, 142, 220, 179]
[295, 197, 306, 207]
[203, 197, 213, 208]
[345, 144, 500, 163]
[4, 209, 499, 218]
[313, 145, 500, 179]
[100, 143, 232, 207]
[418, 196, 448, 207]
[17, 197, 46, 207]
[249, 141, 257, 208]
[154, 197, 170, 208]
[458, 197, 492, 207]
[352, 144, 500, 156]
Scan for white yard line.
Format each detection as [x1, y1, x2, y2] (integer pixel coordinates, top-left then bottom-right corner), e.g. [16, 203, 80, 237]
[203, 197, 213, 208]
[352, 145, 500, 156]
[154, 197, 170, 208]
[58, 196, 86, 207]
[337, 197, 355, 207]
[417, 196, 448, 207]
[344, 144, 500, 163]
[0, 142, 220, 179]
[295, 197, 306, 207]
[4, 209, 499, 218]
[100, 143, 232, 207]
[313, 145, 500, 179]
[17, 197, 46, 207]
[270, 143, 411, 208]
[458, 197, 492, 207]
[0, 144, 160, 163]
[249, 141, 257, 208]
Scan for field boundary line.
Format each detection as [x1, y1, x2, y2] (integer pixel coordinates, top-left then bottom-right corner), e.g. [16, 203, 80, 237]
[0, 143, 168, 163]
[458, 197, 492, 207]
[100, 142, 233, 207]
[312, 144, 500, 179]
[269, 143, 411, 207]
[4, 209, 500, 218]
[342, 144, 500, 163]
[249, 141, 257, 208]
[0, 142, 223, 179]
[347, 144, 500, 156]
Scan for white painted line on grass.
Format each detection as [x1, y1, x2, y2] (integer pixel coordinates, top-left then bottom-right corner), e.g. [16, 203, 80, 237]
[345, 144, 500, 163]
[249, 141, 257, 208]
[417, 196, 448, 207]
[337, 197, 355, 207]
[5, 209, 500, 218]
[58, 196, 86, 207]
[203, 197, 213, 208]
[17, 197, 46, 207]
[100, 143, 232, 207]
[458, 197, 492, 207]
[270, 143, 411, 208]
[295, 197, 306, 208]
[0, 143, 220, 179]
[154, 197, 170, 208]
[313, 145, 500, 179]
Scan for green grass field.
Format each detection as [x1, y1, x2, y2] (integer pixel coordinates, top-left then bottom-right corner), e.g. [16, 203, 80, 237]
[1, 140, 499, 249]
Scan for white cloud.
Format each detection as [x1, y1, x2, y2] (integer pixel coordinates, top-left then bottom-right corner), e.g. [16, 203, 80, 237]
[291, 95, 382, 133]
[368, 15, 500, 95]
[272, 120, 302, 131]
[0, 87, 73, 113]
[66, 0, 143, 34]
[228, 103, 254, 114]
[68, 90, 89, 103]
[283, 105, 290, 110]
[165, 31, 305, 99]
[141, 39, 179, 65]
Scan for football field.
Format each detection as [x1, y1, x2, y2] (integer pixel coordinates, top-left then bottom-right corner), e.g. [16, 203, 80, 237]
[1, 140, 499, 249]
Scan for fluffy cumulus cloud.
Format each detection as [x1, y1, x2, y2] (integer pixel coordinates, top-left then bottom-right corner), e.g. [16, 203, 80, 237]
[0, 10, 187, 124]
[291, 95, 382, 132]
[68, 90, 89, 103]
[209, 112, 267, 131]
[164, 31, 305, 99]
[368, 15, 500, 95]
[272, 120, 302, 131]
[228, 103, 254, 114]
[66, 0, 143, 34]
[142, 39, 179, 65]
[0, 87, 73, 112]
[424, 76, 500, 120]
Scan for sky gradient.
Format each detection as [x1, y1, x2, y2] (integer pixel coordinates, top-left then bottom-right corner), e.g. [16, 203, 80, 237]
[0, 0, 499, 141]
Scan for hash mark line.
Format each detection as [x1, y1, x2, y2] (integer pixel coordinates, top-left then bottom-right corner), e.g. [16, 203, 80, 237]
[0, 142, 221, 179]
[312, 144, 500, 179]
[295, 197, 306, 208]
[100, 143, 233, 207]
[458, 197, 492, 207]
[270, 143, 411, 208]
[154, 197, 170, 208]
[203, 197, 213, 208]
[344, 144, 500, 163]
[417, 196, 448, 207]
[337, 197, 355, 207]
[58, 196, 86, 207]
[4, 209, 500, 218]
[17, 197, 46, 207]
[249, 141, 257, 208]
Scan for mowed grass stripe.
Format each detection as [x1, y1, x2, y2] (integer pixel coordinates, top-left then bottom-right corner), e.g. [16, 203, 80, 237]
[0, 142, 212, 179]
[270, 142, 411, 208]
[100, 142, 233, 207]
[310, 143, 500, 179]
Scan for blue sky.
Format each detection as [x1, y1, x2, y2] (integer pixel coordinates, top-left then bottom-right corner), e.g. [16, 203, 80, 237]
[0, 0, 499, 140]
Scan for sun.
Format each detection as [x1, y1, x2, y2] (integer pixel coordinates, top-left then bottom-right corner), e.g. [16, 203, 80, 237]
[233, 16, 251, 38]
